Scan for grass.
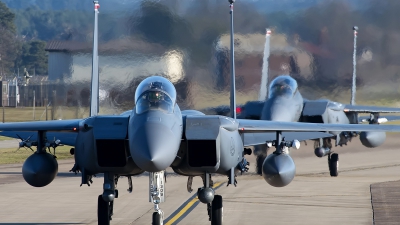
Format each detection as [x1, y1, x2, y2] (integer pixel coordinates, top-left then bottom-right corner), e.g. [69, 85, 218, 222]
[0, 145, 74, 164]
[0, 136, 14, 141]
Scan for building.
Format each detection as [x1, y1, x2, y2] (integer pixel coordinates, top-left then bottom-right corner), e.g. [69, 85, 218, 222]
[45, 38, 191, 108]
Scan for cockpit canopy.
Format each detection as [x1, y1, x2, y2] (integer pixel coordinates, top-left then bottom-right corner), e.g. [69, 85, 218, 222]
[135, 76, 176, 114]
[268, 75, 298, 98]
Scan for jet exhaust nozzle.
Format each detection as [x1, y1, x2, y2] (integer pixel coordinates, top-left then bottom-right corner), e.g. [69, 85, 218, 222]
[262, 153, 296, 187]
[359, 131, 386, 148]
[22, 152, 58, 187]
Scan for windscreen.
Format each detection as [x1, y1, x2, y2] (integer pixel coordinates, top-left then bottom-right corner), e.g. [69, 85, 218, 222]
[135, 76, 176, 114]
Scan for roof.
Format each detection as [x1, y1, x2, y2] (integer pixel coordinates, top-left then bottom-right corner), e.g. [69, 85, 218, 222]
[45, 38, 166, 55]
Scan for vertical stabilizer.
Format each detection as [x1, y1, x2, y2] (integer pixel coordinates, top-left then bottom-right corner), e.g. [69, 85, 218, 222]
[90, 1, 100, 117]
[258, 28, 271, 101]
[229, 1, 236, 119]
[350, 26, 358, 105]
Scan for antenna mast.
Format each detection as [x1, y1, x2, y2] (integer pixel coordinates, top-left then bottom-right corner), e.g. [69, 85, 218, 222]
[90, 1, 100, 116]
[229, 0, 236, 119]
[350, 26, 358, 105]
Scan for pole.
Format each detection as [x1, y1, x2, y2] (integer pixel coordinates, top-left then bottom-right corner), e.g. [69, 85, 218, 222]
[15, 77, 18, 108]
[51, 90, 56, 120]
[229, 0, 236, 119]
[33, 90, 36, 120]
[351, 26, 358, 105]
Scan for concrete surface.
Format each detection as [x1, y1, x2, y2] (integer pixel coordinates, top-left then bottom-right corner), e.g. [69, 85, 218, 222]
[0, 136, 399, 224]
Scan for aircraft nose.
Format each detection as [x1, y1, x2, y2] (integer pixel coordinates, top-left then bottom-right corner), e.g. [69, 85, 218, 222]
[130, 122, 178, 172]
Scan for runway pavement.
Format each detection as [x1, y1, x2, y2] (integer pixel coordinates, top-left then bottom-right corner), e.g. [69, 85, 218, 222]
[0, 136, 399, 225]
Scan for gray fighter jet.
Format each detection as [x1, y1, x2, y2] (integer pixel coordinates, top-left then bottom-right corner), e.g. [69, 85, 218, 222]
[226, 74, 400, 177]
[210, 73, 400, 176]
[3, 1, 400, 225]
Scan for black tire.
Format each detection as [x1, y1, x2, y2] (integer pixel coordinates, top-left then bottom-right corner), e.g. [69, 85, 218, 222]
[152, 212, 163, 225]
[211, 195, 223, 225]
[98, 195, 110, 225]
[329, 153, 339, 177]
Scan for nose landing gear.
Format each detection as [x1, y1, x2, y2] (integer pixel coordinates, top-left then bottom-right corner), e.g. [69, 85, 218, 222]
[149, 171, 166, 225]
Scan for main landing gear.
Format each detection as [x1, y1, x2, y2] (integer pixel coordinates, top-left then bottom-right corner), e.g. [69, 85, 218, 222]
[328, 153, 339, 177]
[149, 171, 165, 225]
[197, 173, 223, 225]
[314, 138, 339, 177]
[98, 173, 118, 225]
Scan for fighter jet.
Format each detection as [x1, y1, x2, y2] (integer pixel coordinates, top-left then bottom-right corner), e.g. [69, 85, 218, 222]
[3, 1, 400, 225]
[210, 73, 400, 177]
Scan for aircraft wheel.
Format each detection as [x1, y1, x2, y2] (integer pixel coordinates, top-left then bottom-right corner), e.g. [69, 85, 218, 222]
[97, 195, 110, 225]
[329, 153, 339, 177]
[211, 195, 223, 225]
[152, 212, 163, 225]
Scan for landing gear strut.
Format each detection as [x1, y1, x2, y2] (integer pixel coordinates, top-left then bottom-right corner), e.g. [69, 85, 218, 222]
[197, 172, 223, 225]
[149, 171, 165, 225]
[98, 173, 118, 225]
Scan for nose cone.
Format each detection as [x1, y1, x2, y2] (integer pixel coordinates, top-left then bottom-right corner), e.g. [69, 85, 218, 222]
[262, 153, 296, 187]
[130, 122, 179, 172]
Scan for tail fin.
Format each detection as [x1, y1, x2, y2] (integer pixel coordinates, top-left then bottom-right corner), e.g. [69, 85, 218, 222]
[258, 28, 271, 101]
[90, 1, 100, 117]
[229, 1, 236, 119]
[350, 26, 358, 105]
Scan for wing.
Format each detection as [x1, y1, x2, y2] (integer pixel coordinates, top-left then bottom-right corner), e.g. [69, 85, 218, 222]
[243, 132, 332, 147]
[0, 119, 81, 132]
[358, 115, 400, 123]
[0, 131, 77, 146]
[0, 119, 81, 146]
[344, 104, 400, 113]
[238, 119, 400, 133]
